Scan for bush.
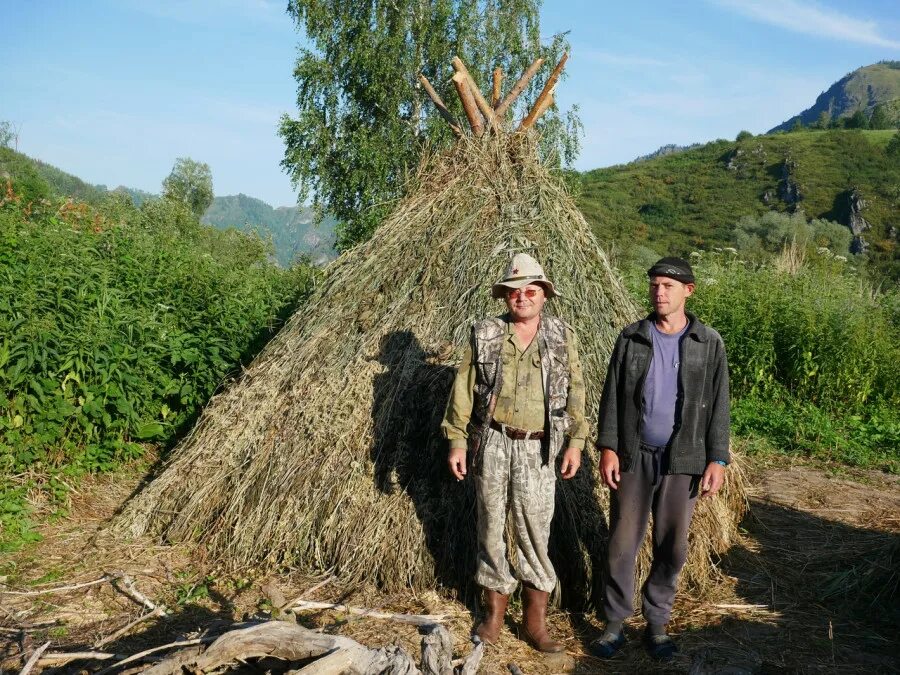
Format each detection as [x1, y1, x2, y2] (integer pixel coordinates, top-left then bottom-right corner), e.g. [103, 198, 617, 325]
[0, 192, 317, 548]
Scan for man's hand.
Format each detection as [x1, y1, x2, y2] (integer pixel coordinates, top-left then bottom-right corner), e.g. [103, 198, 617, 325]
[559, 447, 582, 479]
[448, 447, 467, 481]
[701, 462, 725, 498]
[599, 448, 620, 490]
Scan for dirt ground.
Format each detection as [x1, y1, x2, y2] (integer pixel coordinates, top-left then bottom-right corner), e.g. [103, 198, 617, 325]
[1, 456, 898, 674]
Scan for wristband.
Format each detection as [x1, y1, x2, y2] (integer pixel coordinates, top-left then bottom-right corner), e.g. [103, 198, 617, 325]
[713, 460, 727, 467]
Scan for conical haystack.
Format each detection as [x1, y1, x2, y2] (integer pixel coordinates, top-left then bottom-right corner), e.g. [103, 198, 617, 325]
[113, 65, 748, 608]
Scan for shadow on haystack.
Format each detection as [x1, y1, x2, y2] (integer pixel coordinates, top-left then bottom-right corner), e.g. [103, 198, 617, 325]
[369, 330, 610, 611]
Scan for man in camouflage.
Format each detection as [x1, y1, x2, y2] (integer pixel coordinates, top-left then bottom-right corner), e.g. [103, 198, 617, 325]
[441, 253, 587, 653]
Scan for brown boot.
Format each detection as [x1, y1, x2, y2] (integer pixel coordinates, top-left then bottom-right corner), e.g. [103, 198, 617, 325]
[474, 588, 509, 644]
[520, 585, 564, 653]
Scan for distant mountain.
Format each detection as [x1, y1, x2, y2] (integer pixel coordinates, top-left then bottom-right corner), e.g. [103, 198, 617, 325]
[770, 61, 900, 132]
[202, 194, 337, 267]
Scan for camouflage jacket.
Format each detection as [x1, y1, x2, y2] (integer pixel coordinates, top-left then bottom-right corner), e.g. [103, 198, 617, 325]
[469, 314, 573, 466]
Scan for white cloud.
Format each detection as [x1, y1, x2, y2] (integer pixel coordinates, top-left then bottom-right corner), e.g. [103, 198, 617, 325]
[711, 0, 900, 49]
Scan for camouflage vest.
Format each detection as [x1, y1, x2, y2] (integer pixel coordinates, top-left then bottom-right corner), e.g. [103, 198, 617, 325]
[469, 314, 571, 465]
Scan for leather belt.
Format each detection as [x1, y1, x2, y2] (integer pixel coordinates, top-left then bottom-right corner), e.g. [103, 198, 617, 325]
[490, 419, 545, 440]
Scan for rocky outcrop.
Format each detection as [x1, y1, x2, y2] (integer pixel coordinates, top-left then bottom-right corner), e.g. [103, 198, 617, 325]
[778, 159, 802, 207]
[846, 188, 871, 254]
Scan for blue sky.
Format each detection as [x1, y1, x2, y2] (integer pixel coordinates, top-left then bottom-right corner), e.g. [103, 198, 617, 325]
[2, 0, 898, 207]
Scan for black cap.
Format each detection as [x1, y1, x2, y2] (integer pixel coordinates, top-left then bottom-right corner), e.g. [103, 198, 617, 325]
[647, 257, 695, 284]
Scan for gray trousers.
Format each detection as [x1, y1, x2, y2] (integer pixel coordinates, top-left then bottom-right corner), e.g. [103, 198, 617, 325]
[474, 426, 557, 594]
[603, 444, 699, 625]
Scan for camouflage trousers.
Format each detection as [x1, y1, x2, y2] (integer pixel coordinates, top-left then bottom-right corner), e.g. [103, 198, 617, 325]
[474, 425, 557, 594]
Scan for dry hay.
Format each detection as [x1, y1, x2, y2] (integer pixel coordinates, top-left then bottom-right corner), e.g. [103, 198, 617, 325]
[111, 132, 748, 607]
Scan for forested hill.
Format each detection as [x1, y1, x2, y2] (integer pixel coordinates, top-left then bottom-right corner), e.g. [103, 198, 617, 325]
[578, 128, 900, 282]
[0, 147, 335, 267]
[201, 194, 336, 267]
[770, 61, 900, 132]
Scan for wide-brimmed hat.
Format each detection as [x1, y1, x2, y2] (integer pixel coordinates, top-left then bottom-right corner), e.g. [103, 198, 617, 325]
[491, 253, 560, 299]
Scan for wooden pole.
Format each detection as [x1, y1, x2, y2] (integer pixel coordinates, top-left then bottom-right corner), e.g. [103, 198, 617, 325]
[519, 51, 568, 130]
[518, 91, 554, 130]
[491, 67, 502, 108]
[451, 57, 497, 131]
[451, 71, 483, 136]
[494, 57, 544, 117]
[418, 74, 462, 137]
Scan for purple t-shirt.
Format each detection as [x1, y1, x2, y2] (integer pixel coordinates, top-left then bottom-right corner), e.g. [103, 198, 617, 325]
[641, 322, 688, 448]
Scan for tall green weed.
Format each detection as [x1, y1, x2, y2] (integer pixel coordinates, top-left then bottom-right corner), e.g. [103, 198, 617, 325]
[0, 191, 316, 548]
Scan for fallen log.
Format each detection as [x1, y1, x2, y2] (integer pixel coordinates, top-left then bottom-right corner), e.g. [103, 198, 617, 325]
[289, 599, 447, 626]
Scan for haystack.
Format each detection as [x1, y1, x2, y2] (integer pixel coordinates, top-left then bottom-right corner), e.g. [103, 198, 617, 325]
[113, 56, 747, 608]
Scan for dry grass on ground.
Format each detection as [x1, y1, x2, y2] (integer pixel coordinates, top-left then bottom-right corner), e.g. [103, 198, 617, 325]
[1, 456, 898, 674]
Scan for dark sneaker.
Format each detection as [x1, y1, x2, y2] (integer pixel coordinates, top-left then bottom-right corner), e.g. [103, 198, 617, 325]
[643, 630, 678, 661]
[589, 631, 626, 658]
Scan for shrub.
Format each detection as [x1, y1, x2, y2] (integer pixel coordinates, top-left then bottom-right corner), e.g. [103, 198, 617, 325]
[0, 192, 316, 548]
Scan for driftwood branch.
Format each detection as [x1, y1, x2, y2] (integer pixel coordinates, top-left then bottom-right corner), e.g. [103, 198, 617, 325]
[37, 650, 118, 666]
[0, 575, 116, 596]
[112, 574, 169, 615]
[94, 606, 168, 648]
[95, 638, 212, 675]
[451, 72, 483, 136]
[519, 51, 568, 130]
[290, 599, 446, 626]
[418, 75, 462, 137]
[492, 67, 502, 108]
[288, 648, 354, 674]
[19, 641, 50, 675]
[452, 57, 497, 131]
[495, 57, 544, 116]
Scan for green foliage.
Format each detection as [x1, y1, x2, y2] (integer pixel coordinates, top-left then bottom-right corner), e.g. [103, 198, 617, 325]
[683, 253, 899, 471]
[578, 129, 900, 283]
[735, 130, 753, 142]
[0, 147, 52, 205]
[887, 130, 900, 158]
[279, 0, 582, 252]
[162, 157, 214, 217]
[0, 121, 14, 148]
[845, 110, 870, 130]
[731, 211, 851, 257]
[869, 103, 893, 130]
[0, 191, 316, 549]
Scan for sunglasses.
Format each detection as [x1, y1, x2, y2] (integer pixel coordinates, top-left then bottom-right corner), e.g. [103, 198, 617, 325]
[506, 288, 540, 300]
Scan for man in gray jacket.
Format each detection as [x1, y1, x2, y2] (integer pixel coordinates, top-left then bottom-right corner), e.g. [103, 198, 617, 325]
[591, 257, 730, 661]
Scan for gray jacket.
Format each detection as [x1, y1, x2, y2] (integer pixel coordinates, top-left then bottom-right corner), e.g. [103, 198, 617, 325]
[596, 312, 730, 475]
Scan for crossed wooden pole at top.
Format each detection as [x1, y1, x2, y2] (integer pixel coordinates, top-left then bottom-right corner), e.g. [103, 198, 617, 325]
[419, 52, 568, 138]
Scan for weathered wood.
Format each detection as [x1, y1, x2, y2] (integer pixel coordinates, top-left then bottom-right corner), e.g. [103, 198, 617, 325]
[519, 51, 568, 130]
[290, 599, 446, 626]
[459, 642, 484, 675]
[289, 648, 354, 675]
[112, 574, 169, 615]
[37, 650, 118, 665]
[418, 75, 462, 137]
[495, 57, 544, 116]
[452, 57, 497, 131]
[492, 67, 502, 107]
[19, 641, 50, 675]
[95, 638, 212, 675]
[452, 72, 483, 136]
[518, 91, 554, 130]
[94, 607, 167, 649]
[420, 625, 453, 675]
[0, 575, 116, 596]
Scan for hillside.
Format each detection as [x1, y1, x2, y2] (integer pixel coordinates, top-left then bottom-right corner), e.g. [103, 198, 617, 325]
[202, 194, 336, 267]
[578, 129, 900, 281]
[770, 61, 900, 131]
[0, 148, 335, 267]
